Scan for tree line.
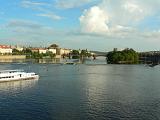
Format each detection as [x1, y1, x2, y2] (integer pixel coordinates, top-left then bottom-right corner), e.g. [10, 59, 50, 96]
[12, 48, 92, 59]
[71, 49, 92, 59]
[12, 48, 55, 59]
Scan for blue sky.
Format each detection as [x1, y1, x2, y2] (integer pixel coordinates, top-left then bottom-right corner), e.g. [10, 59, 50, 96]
[0, 0, 160, 51]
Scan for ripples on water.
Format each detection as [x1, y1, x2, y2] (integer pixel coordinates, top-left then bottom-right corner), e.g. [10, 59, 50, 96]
[0, 63, 160, 120]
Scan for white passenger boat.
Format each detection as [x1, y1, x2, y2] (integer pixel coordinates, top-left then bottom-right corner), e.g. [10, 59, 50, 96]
[0, 69, 39, 82]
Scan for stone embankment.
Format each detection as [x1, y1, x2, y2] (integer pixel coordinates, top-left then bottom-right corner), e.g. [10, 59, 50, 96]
[0, 55, 26, 59]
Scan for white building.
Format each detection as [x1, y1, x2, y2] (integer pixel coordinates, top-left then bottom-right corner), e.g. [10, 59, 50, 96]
[48, 48, 56, 54]
[31, 48, 39, 53]
[60, 48, 71, 55]
[39, 48, 47, 54]
[0, 45, 12, 54]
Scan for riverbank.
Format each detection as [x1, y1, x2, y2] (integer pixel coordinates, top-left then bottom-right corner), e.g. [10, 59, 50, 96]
[0, 55, 26, 59]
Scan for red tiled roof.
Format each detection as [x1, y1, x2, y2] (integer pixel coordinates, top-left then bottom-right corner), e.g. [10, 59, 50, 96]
[39, 48, 47, 50]
[0, 45, 11, 49]
[31, 48, 39, 50]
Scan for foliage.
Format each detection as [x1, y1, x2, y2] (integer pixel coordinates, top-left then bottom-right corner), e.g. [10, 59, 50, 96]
[72, 50, 79, 55]
[31, 52, 56, 59]
[71, 49, 92, 59]
[72, 56, 79, 59]
[12, 48, 56, 59]
[23, 48, 32, 54]
[45, 51, 56, 58]
[80, 49, 91, 57]
[12, 49, 23, 55]
[72, 50, 80, 59]
[49, 44, 59, 48]
[106, 48, 139, 64]
[21, 48, 32, 58]
[12, 48, 32, 55]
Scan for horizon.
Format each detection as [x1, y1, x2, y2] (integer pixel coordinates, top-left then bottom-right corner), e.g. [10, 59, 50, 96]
[0, 0, 160, 52]
[1, 43, 159, 53]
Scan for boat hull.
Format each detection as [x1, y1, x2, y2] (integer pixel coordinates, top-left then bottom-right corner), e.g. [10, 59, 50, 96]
[0, 75, 39, 82]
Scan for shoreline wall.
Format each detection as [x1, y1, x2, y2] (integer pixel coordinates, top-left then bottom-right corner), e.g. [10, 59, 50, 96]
[0, 55, 26, 59]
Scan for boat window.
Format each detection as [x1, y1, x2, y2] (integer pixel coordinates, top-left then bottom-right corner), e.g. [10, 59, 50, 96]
[0, 77, 8, 79]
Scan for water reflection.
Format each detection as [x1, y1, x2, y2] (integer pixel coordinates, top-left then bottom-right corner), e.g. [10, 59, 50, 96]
[85, 56, 107, 65]
[36, 58, 60, 64]
[0, 79, 38, 92]
[82, 66, 109, 119]
[0, 59, 26, 63]
[0, 57, 107, 65]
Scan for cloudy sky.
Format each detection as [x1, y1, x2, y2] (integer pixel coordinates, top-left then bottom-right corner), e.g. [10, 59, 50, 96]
[0, 0, 160, 51]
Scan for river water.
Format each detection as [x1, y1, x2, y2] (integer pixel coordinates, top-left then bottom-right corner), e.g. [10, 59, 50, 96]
[0, 60, 160, 120]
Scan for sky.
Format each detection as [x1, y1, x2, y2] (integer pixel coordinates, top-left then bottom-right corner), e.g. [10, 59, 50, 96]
[0, 0, 160, 51]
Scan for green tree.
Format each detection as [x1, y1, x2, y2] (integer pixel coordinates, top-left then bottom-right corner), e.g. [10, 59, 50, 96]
[72, 50, 80, 59]
[46, 51, 56, 58]
[106, 48, 139, 64]
[49, 44, 59, 48]
[22, 48, 32, 58]
[12, 49, 22, 55]
[80, 49, 91, 57]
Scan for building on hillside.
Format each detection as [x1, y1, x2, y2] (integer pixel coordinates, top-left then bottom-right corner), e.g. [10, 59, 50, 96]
[0, 45, 12, 54]
[48, 44, 59, 54]
[39, 48, 47, 54]
[31, 48, 39, 53]
[59, 48, 71, 55]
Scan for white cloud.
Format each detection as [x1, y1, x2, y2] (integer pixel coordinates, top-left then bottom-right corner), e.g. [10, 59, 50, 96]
[21, 0, 49, 8]
[121, 1, 148, 22]
[55, 0, 97, 9]
[79, 0, 160, 36]
[0, 19, 63, 46]
[100, 0, 148, 26]
[80, 6, 109, 34]
[7, 20, 42, 29]
[21, 0, 52, 12]
[5, 20, 57, 36]
[37, 13, 62, 20]
[21, 0, 62, 21]
[123, 2, 143, 13]
[79, 5, 136, 36]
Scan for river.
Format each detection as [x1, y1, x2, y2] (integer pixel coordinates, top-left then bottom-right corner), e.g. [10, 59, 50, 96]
[0, 60, 160, 120]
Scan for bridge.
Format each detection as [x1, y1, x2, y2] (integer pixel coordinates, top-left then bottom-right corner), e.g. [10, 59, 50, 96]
[139, 51, 160, 67]
[90, 51, 107, 60]
[91, 51, 107, 57]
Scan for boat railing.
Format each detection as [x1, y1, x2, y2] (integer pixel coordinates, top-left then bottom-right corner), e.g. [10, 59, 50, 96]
[0, 69, 24, 74]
